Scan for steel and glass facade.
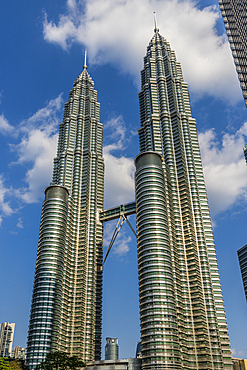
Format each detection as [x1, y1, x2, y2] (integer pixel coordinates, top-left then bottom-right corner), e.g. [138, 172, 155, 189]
[135, 28, 232, 370]
[237, 244, 247, 301]
[26, 65, 104, 368]
[219, 0, 247, 106]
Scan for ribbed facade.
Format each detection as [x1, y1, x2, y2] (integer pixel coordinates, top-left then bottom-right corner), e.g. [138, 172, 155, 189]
[237, 244, 247, 301]
[135, 29, 232, 370]
[105, 338, 119, 361]
[26, 66, 104, 368]
[219, 0, 247, 106]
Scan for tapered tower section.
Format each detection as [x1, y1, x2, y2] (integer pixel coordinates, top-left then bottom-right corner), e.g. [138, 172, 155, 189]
[26, 64, 104, 369]
[135, 28, 232, 369]
[218, 0, 247, 106]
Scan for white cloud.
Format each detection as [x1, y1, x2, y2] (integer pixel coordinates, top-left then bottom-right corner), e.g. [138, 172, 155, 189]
[103, 115, 135, 209]
[10, 95, 62, 203]
[0, 95, 62, 226]
[103, 220, 131, 258]
[43, 0, 241, 102]
[104, 152, 135, 208]
[0, 113, 15, 135]
[113, 235, 131, 257]
[199, 123, 247, 217]
[17, 217, 24, 229]
[104, 115, 126, 151]
[0, 175, 14, 222]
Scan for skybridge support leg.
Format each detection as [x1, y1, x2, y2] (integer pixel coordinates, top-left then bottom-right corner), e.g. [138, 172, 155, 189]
[103, 214, 136, 265]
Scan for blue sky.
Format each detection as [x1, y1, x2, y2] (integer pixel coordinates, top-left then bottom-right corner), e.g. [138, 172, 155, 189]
[0, 0, 247, 360]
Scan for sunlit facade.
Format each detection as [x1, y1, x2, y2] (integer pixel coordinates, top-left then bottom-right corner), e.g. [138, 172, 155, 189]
[219, 0, 247, 106]
[26, 64, 104, 369]
[0, 322, 15, 357]
[135, 28, 232, 370]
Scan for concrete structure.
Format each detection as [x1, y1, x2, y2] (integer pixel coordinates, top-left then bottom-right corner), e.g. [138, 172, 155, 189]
[135, 27, 232, 369]
[237, 245, 247, 300]
[232, 358, 247, 370]
[84, 358, 141, 370]
[218, 0, 247, 106]
[26, 60, 104, 368]
[105, 338, 118, 361]
[11, 347, 26, 360]
[0, 322, 15, 357]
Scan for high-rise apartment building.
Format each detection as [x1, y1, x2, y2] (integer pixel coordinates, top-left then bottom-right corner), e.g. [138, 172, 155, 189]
[0, 322, 15, 357]
[237, 244, 247, 300]
[26, 61, 104, 369]
[134, 27, 232, 369]
[218, 0, 247, 106]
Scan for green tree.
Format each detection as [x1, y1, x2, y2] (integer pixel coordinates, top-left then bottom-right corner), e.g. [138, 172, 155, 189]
[0, 358, 10, 370]
[35, 351, 85, 370]
[0, 358, 29, 370]
[9, 360, 29, 370]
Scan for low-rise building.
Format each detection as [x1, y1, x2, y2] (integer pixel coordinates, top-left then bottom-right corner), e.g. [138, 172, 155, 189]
[84, 358, 141, 370]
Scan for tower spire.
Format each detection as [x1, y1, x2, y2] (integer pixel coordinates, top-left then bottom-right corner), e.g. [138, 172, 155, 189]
[83, 48, 87, 69]
[154, 12, 159, 33]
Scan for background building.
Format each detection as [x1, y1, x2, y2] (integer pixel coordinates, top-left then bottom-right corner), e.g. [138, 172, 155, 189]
[135, 341, 142, 359]
[26, 61, 104, 369]
[237, 244, 247, 300]
[135, 27, 232, 369]
[11, 347, 26, 360]
[218, 0, 247, 106]
[232, 358, 247, 370]
[0, 322, 15, 358]
[105, 338, 118, 361]
[84, 358, 141, 370]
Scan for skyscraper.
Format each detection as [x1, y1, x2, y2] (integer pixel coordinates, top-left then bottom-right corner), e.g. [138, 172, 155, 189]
[219, 0, 247, 106]
[237, 244, 247, 300]
[0, 322, 15, 357]
[135, 26, 232, 369]
[26, 60, 104, 368]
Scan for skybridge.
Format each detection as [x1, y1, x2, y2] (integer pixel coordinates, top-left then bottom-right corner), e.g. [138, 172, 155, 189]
[99, 201, 136, 265]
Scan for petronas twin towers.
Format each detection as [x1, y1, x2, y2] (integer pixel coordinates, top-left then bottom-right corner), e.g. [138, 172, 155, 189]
[26, 27, 233, 370]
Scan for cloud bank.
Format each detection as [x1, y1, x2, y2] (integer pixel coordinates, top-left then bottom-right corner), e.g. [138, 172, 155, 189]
[199, 123, 247, 217]
[0, 96, 62, 222]
[104, 115, 135, 209]
[43, 0, 241, 102]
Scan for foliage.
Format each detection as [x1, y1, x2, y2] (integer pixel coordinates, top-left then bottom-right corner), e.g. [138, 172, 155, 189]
[0, 358, 29, 370]
[9, 360, 29, 370]
[35, 351, 85, 370]
[0, 358, 10, 370]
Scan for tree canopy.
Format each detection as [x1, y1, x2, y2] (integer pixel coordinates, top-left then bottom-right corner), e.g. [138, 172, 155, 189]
[0, 358, 29, 370]
[35, 351, 85, 370]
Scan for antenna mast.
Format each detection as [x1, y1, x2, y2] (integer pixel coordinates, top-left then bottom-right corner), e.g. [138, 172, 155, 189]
[154, 12, 159, 32]
[83, 48, 87, 69]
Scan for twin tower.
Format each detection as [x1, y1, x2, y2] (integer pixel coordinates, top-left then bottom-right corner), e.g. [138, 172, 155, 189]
[26, 28, 233, 370]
